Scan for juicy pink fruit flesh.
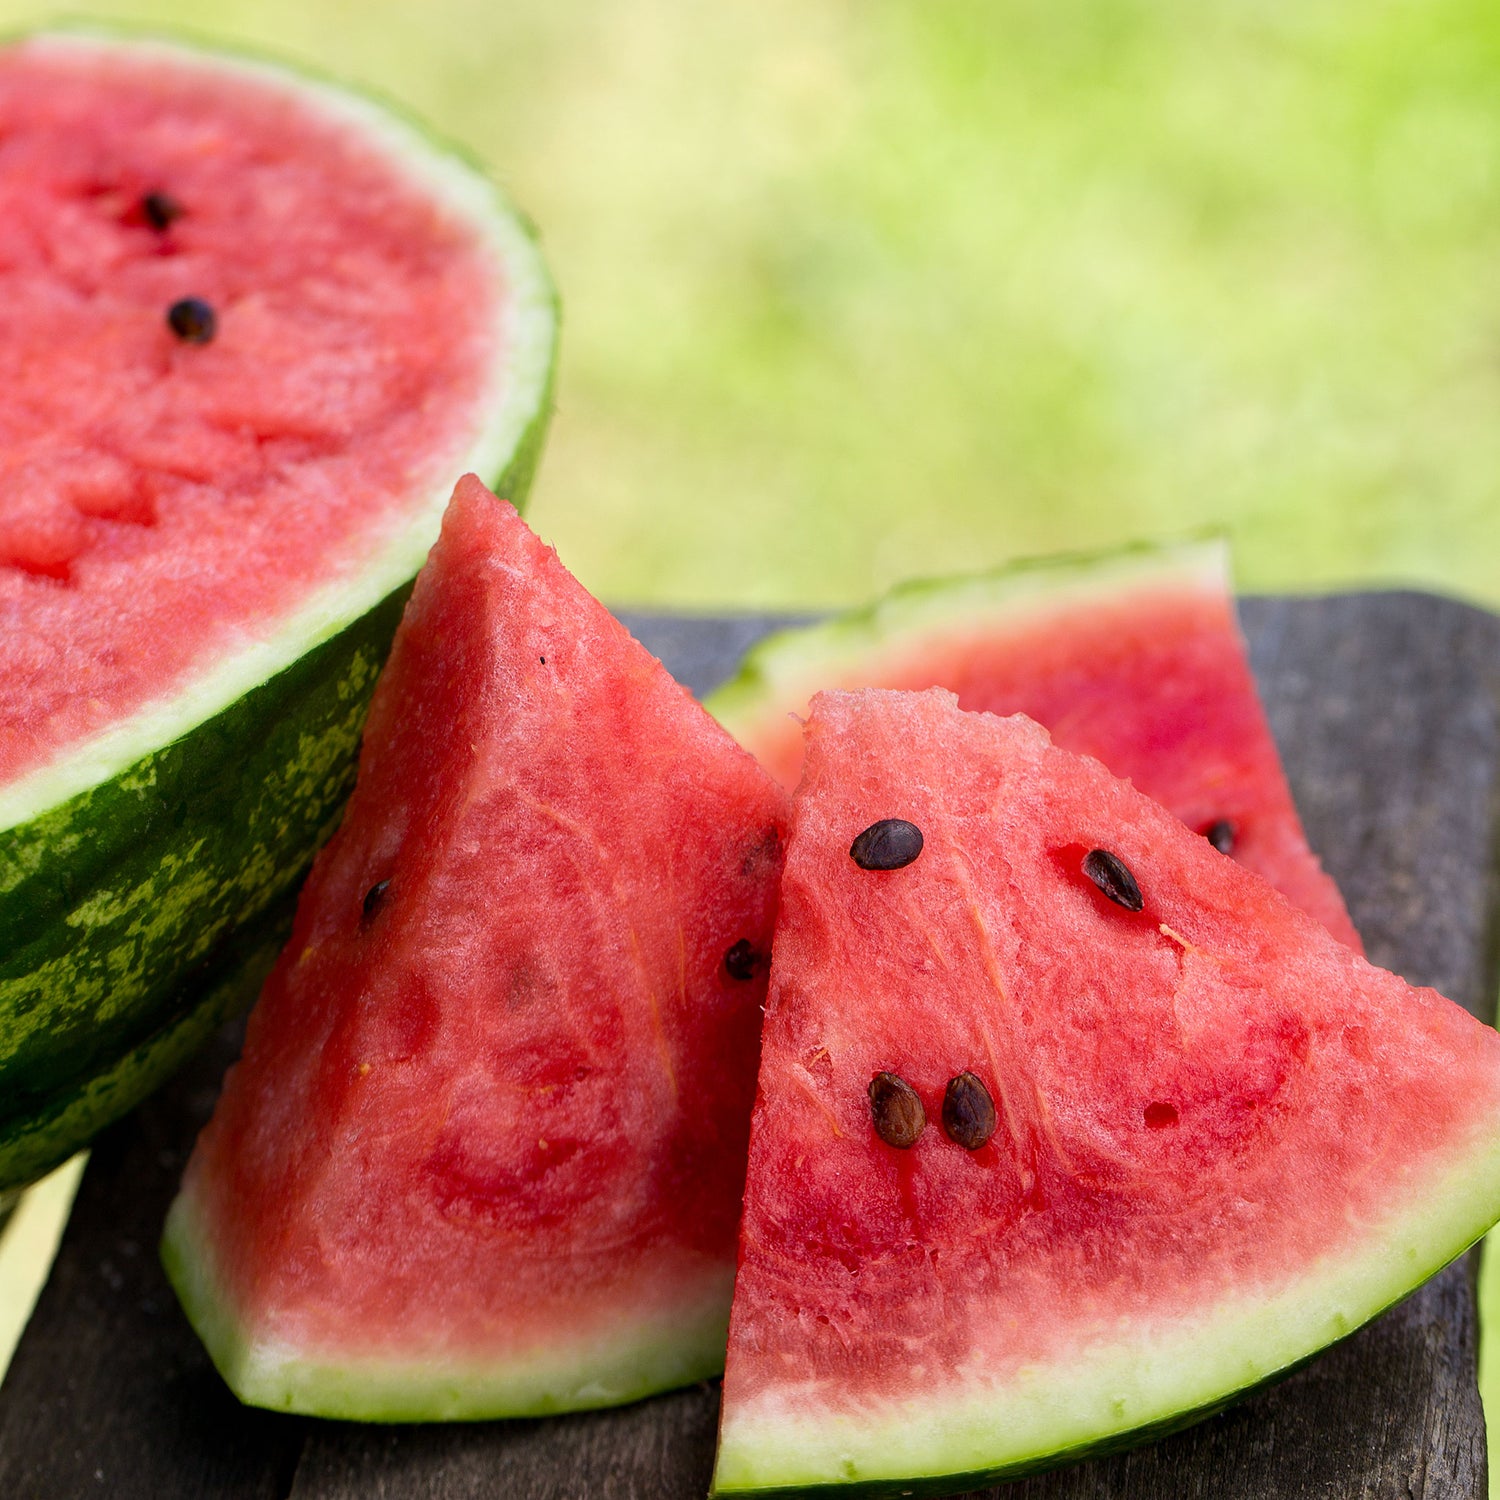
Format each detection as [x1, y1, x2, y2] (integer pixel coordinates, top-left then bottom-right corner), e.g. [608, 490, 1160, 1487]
[720, 689, 1500, 1468]
[743, 581, 1361, 951]
[171, 477, 789, 1389]
[0, 38, 508, 786]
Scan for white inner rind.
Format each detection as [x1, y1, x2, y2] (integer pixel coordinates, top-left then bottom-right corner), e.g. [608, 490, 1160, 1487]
[708, 537, 1230, 740]
[0, 31, 556, 834]
[712, 1122, 1500, 1493]
[161, 1192, 733, 1422]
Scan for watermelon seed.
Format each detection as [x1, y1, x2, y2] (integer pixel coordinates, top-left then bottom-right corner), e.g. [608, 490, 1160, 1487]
[850, 818, 923, 871]
[141, 191, 183, 230]
[942, 1071, 997, 1150]
[1144, 1101, 1179, 1129]
[868, 1071, 926, 1148]
[1082, 848, 1143, 912]
[361, 880, 389, 921]
[1203, 819, 1236, 855]
[723, 939, 764, 981]
[167, 297, 217, 344]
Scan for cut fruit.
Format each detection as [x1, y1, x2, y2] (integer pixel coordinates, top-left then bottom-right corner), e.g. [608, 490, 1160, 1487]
[0, 30, 557, 1192]
[708, 539, 1360, 949]
[163, 476, 790, 1420]
[714, 689, 1500, 1496]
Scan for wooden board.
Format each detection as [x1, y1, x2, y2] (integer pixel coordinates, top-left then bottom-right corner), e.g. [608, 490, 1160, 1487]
[3, 592, 1499, 1500]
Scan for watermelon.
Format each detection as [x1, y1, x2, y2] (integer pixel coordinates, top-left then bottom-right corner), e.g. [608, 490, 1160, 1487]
[0, 31, 557, 1195]
[713, 689, 1500, 1496]
[161, 476, 791, 1420]
[708, 539, 1361, 950]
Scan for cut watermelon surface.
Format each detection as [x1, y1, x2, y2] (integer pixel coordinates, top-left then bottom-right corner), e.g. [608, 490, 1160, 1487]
[713, 689, 1500, 1497]
[0, 32, 556, 1192]
[709, 540, 1361, 950]
[163, 477, 790, 1420]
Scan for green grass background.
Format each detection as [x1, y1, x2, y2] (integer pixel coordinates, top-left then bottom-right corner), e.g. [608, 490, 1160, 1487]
[7, 0, 1500, 1481]
[9, 0, 1498, 610]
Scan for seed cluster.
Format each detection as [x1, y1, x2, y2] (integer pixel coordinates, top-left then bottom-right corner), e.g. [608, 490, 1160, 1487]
[867, 1069, 998, 1151]
[851, 811, 1189, 1167]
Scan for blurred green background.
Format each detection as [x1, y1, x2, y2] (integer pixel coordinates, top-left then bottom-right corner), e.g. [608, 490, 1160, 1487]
[6, 0, 1496, 609]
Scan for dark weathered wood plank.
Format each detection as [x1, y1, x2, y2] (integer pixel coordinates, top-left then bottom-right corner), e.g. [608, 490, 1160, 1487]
[289, 1386, 721, 1500]
[3, 595, 1497, 1500]
[0, 1026, 307, 1500]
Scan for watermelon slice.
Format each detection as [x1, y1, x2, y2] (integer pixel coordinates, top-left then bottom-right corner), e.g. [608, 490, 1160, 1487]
[0, 31, 557, 1193]
[708, 540, 1361, 950]
[162, 476, 790, 1420]
[713, 689, 1500, 1496]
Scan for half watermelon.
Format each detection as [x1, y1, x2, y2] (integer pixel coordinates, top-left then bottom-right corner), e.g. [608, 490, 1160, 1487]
[708, 539, 1360, 949]
[0, 31, 557, 1194]
[714, 689, 1500, 1496]
[163, 476, 790, 1419]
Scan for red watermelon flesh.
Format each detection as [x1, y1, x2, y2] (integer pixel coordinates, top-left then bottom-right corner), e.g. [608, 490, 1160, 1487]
[713, 689, 1500, 1496]
[709, 543, 1362, 950]
[0, 35, 523, 788]
[162, 476, 790, 1419]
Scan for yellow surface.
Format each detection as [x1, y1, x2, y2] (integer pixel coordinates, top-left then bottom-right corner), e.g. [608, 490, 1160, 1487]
[0, 1156, 86, 1382]
[1480, 1234, 1500, 1500]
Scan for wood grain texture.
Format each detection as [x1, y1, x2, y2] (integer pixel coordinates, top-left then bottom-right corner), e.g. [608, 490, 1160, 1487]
[2, 593, 1497, 1500]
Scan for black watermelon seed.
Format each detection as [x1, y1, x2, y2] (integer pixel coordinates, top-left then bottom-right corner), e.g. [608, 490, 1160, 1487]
[141, 191, 183, 230]
[868, 1072, 926, 1149]
[1144, 1101, 1179, 1129]
[167, 297, 217, 344]
[361, 880, 390, 922]
[723, 939, 763, 981]
[850, 818, 923, 871]
[942, 1071, 997, 1150]
[1203, 819, 1236, 855]
[1082, 848, 1144, 912]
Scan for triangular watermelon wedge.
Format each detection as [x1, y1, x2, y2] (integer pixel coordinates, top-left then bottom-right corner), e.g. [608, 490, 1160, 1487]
[162, 476, 790, 1420]
[708, 541, 1362, 951]
[713, 689, 1500, 1496]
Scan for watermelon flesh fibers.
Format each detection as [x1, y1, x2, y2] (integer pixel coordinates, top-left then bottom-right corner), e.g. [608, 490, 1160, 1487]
[163, 477, 790, 1419]
[708, 541, 1361, 950]
[0, 31, 556, 1195]
[714, 689, 1500, 1495]
[0, 34, 524, 791]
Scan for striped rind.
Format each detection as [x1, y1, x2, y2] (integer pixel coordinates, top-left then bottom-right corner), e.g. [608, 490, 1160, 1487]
[0, 30, 558, 1192]
[0, 898, 291, 1190]
[711, 1122, 1500, 1496]
[162, 1191, 734, 1422]
[706, 537, 1227, 749]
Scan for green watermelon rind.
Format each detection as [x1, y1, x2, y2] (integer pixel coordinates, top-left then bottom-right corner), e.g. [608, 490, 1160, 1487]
[705, 536, 1227, 752]
[161, 1194, 734, 1421]
[710, 1130, 1500, 1496]
[0, 29, 558, 1193]
[0, 891, 295, 1194]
